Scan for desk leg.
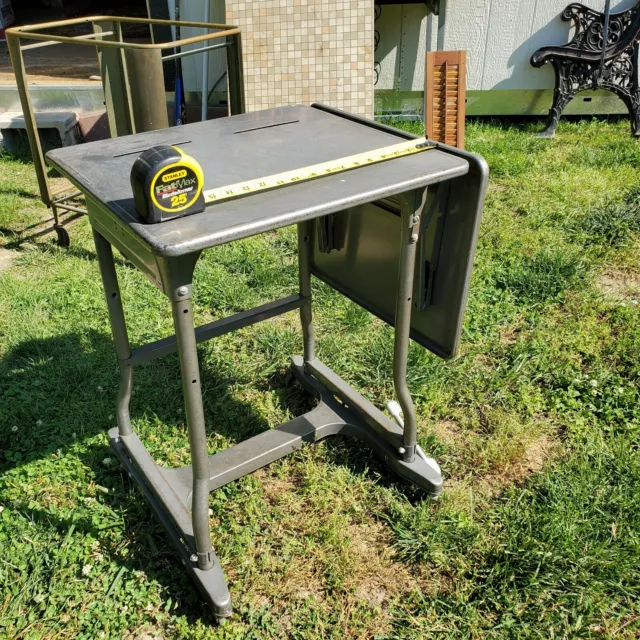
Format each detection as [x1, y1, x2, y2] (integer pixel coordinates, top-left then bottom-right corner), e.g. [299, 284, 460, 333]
[93, 229, 133, 438]
[394, 194, 424, 464]
[171, 296, 215, 572]
[298, 221, 315, 362]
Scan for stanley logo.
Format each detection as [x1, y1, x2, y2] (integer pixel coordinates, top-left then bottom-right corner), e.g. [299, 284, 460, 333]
[162, 169, 188, 183]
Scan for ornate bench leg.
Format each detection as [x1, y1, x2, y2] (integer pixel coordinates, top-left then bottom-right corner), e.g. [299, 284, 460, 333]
[610, 88, 640, 137]
[629, 93, 640, 137]
[538, 62, 576, 138]
[538, 92, 563, 138]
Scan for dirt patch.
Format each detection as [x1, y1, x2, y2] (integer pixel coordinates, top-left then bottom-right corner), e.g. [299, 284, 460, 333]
[599, 270, 640, 303]
[259, 473, 297, 503]
[431, 420, 462, 446]
[241, 470, 433, 636]
[347, 522, 421, 606]
[429, 413, 557, 498]
[0, 70, 101, 85]
[481, 433, 556, 495]
[500, 320, 525, 347]
[0, 248, 15, 272]
[520, 435, 553, 474]
[500, 328, 519, 346]
[502, 433, 554, 482]
[50, 176, 76, 193]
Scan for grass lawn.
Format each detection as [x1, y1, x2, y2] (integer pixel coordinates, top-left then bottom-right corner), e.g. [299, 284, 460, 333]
[0, 117, 639, 639]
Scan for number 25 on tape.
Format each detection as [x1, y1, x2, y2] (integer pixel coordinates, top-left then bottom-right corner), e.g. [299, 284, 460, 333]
[171, 193, 188, 208]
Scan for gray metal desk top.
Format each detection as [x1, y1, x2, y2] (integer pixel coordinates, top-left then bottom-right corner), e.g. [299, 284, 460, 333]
[47, 105, 469, 257]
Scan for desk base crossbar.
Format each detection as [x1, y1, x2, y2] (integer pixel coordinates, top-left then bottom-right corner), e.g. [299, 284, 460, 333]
[129, 295, 305, 366]
[109, 355, 442, 622]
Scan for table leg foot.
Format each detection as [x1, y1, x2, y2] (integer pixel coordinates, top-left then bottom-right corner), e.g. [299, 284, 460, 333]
[109, 429, 232, 622]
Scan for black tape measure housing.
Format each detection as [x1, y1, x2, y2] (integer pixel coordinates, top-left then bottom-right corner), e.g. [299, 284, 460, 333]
[131, 145, 205, 224]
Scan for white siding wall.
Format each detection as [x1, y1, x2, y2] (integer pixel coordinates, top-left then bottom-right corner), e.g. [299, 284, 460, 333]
[175, 0, 637, 114]
[439, 0, 639, 91]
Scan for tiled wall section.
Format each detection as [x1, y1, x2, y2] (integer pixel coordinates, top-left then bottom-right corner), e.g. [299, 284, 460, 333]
[226, 0, 374, 117]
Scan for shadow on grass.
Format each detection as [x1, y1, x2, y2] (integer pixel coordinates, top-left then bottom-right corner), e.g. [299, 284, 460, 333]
[0, 329, 294, 625]
[14, 483, 224, 627]
[0, 327, 427, 623]
[0, 186, 41, 200]
[0, 212, 84, 249]
[0, 150, 38, 166]
[21, 239, 137, 269]
[0, 146, 64, 178]
[264, 369, 435, 506]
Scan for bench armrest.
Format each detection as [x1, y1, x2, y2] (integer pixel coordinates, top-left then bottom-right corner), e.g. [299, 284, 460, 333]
[532, 0, 640, 66]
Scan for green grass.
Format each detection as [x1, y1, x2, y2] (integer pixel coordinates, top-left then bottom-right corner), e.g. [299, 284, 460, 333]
[1, 116, 639, 639]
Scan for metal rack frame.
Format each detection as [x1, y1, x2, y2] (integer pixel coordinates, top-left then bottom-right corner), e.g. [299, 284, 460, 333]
[6, 16, 244, 246]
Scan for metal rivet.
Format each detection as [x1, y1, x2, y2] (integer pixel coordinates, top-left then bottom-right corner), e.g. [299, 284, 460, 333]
[190, 554, 198, 563]
[398, 446, 406, 455]
[177, 286, 188, 296]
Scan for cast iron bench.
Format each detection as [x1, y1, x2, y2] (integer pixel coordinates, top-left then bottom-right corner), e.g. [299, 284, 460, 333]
[531, 1, 640, 137]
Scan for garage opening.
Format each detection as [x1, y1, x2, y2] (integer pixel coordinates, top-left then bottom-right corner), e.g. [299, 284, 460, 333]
[3, 1, 150, 84]
[13, 1, 148, 29]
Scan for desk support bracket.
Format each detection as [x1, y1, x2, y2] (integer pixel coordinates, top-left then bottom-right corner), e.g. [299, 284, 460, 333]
[108, 356, 442, 622]
[393, 190, 428, 463]
[94, 222, 443, 624]
[298, 221, 315, 362]
[93, 229, 134, 438]
[171, 296, 216, 572]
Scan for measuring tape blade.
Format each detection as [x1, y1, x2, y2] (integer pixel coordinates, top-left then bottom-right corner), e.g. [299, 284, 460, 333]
[131, 137, 434, 223]
[203, 137, 434, 205]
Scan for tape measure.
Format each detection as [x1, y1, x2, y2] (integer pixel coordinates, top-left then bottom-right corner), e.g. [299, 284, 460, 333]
[131, 137, 435, 223]
[131, 145, 205, 224]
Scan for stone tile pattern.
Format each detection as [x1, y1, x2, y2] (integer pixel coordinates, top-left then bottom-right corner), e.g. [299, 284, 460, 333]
[226, 0, 374, 117]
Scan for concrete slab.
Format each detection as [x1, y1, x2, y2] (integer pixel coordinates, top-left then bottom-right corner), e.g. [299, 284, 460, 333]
[0, 109, 80, 154]
[0, 109, 78, 131]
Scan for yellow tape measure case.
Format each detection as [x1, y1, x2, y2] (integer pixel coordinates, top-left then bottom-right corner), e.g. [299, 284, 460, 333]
[131, 145, 205, 223]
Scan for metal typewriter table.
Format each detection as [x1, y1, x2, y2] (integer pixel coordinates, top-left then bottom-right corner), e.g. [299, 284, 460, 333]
[47, 104, 488, 622]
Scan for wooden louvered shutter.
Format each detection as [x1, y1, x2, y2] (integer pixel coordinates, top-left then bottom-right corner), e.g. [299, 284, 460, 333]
[425, 51, 467, 149]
